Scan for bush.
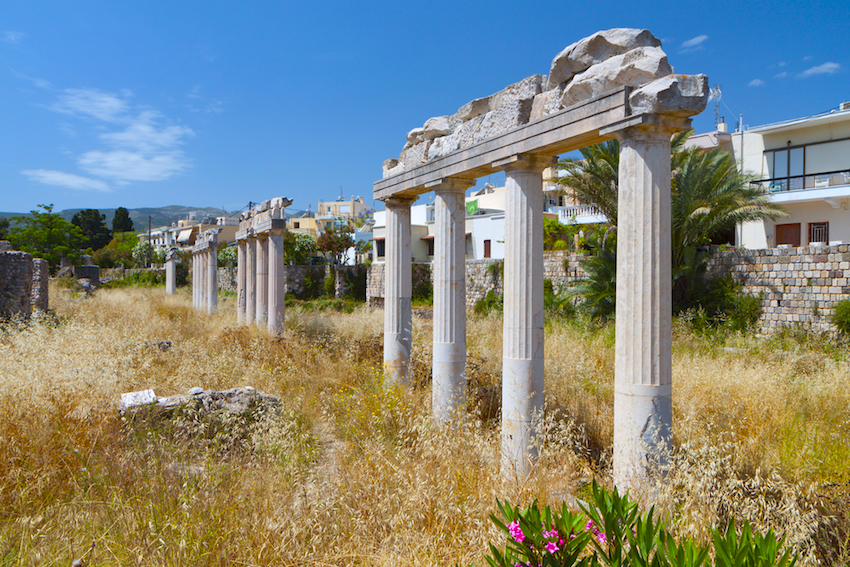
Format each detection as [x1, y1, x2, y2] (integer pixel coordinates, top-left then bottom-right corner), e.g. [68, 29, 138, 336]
[481, 481, 797, 567]
[685, 274, 763, 332]
[831, 299, 850, 336]
[474, 289, 503, 315]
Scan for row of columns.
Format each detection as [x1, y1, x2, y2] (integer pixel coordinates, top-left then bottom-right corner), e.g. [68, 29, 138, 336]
[192, 229, 220, 314]
[235, 231, 287, 334]
[381, 123, 675, 491]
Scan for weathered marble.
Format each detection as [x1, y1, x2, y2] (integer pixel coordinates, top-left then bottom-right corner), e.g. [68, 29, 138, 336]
[384, 197, 415, 385]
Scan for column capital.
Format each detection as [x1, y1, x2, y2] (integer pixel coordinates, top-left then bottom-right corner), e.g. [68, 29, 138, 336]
[604, 114, 692, 142]
[384, 195, 417, 209]
[425, 177, 476, 193]
[492, 153, 558, 173]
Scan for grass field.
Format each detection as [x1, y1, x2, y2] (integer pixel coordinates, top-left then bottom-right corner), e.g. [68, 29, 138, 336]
[1, 285, 849, 565]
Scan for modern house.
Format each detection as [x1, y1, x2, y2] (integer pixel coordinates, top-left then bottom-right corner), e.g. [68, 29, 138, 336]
[140, 215, 239, 252]
[689, 102, 850, 248]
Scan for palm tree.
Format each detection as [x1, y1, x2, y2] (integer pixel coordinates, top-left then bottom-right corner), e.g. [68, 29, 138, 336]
[553, 130, 786, 314]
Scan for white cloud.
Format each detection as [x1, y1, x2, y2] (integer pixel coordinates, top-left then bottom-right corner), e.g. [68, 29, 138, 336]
[679, 35, 708, 53]
[799, 62, 841, 78]
[774, 71, 788, 79]
[2, 31, 25, 44]
[39, 87, 195, 184]
[78, 150, 190, 182]
[186, 85, 224, 113]
[22, 169, 110, 192]
[53, 88, 130, 123]
[748, 79, 766, 87]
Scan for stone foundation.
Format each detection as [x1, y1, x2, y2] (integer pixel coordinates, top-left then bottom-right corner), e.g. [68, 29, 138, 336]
[0, 249, 34, 317]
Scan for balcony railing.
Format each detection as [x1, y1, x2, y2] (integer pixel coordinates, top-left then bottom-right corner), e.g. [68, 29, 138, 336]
[750, 169, 850, 193]
[549, 204, 605, 223]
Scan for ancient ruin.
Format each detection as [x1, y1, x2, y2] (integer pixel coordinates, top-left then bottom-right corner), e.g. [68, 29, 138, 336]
[0, 241, 49, 317]
[192, 229, 220, 313]
[165, 247, 178, 295]
[374, 29, 708, 491]
[235, 197, 292, 334]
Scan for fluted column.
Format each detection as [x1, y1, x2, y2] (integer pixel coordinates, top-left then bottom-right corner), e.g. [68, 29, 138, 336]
[267, 231, 286, 334]
[207, 242, 218, 314]
[192, 253, 199, 308]
[245, 237, 256, 326]
[496, 154, 556, 478]
[255, 236, 269, 324]
[237, 240, 247, 325]
[429, 178, 475, 422]
[613, 124, 674, 493]
[383, 196, 415, 385]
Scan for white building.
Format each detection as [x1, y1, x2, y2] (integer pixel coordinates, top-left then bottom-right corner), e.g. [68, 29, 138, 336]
[691, 102, 850, 248]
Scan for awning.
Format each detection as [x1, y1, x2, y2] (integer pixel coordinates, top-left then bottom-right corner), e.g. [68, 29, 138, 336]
[176, 228, 194, 243]
[371, 236, 385, 241]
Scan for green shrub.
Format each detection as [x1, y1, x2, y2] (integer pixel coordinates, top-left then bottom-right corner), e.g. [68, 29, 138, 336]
[480, 481, 797, 567]
[831, 299, 850, 336]
[474, 290, 503, 315]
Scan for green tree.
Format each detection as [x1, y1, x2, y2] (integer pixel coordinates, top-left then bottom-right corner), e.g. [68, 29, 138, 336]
[9, 204, 84, 268]
[552, 131, 786, 314]
[283, 231, 318, 265]
[316, 223, 354, 267]
[72, 209, 112, 250]
[0, 217, 9, 240]
[112, 207, 134, 233]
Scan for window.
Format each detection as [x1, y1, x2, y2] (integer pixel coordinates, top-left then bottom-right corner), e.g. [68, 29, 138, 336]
[376, 239, 385, 257]
[484, 239, 491, 258]
[809, 222, 829, 244]
[293, 221, 300, 229]
[775, 223, 801, 247]
[771, 147, 805, 191]
[427, 238, 434, 256]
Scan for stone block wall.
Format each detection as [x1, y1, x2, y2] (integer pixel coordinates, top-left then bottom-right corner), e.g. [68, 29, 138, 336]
[31, 258, 49, 312]
[0, 249, 34, 317]
[706, 244, 850, 333]
[367, 251, 590, 308]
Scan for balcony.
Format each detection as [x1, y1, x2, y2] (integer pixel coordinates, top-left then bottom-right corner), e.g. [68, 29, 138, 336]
[750, 169, 850, 193]
[549, 204, 607, 225]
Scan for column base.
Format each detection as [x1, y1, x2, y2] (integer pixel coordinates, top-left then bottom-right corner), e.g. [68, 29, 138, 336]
[432, 342, 466, 422]
[500, 356, 544, 478]
[384, 331, 411, 385]
[612, 382, 672, 493]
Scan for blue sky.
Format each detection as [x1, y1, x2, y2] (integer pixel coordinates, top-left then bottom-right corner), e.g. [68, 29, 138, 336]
[2, 0, 848, 216]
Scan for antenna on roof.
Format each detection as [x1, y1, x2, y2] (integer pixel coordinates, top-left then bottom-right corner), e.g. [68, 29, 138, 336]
[709, 86, 722, 129]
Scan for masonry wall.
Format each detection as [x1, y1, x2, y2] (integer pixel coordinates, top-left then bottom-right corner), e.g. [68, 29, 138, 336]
[31, 258, 49, 312]
[367, 251, 589, 308]
[0, 250, 34, 317]
[706, 244, 850, 333]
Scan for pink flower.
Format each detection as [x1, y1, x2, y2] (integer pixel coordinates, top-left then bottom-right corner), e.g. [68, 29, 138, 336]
[508, 520, 526, 543]
[595, 529, 607, 544]
[545, 541, 560, 554]
[585, 520, 595, 531]
[542, 528, 559, 539]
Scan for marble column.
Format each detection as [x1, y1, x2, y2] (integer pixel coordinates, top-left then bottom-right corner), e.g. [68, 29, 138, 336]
[613, 124, 674, 493]
[255, 236, 269, 324]
[429, 178, 475, 422]
[383, 196, 415, 385]
[192, 253, 199, 308]
[207, 243, 218, 314]
[245, 237, 256, 326]
[267, 231, 286, 334]
[165, 250, 176, 295]
[237, 240, 247, 325]
[496, 154, 556, 478]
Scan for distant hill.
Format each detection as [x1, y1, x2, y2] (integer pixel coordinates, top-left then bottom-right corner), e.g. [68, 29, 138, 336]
[1, 206, 236, 232]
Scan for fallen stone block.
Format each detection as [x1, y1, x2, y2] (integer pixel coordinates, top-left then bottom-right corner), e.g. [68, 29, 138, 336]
[628, 74, 710, 117]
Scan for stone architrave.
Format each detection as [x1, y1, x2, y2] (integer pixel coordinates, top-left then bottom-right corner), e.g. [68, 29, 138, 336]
[255, 237, 269, 324]
[267, 231, 286, 334]
[237, 241, 247, 325]
[495, 154, 556, 479]
[245, 237, 256, 326]
[383, 196, 415, 385]
[611, 122, 676, 493]
[165, 248, 177, 295]
[427, 177, 475, 422]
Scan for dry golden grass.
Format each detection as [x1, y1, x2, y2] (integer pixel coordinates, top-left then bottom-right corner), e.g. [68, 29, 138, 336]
[1, 285, 848, 565]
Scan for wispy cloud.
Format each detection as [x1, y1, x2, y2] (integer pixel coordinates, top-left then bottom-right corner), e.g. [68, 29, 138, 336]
[748, 79, 766, 87]
[2, 31, 25, 44]
[24, 86, 194, 190]
[774, 72, 788, 79]
[679, 35, 708, 53]
[22, 169, 110, 192]
[11, 70, 51, 89]
[799, 62, 841, 78]
[186, 85, 224, 113]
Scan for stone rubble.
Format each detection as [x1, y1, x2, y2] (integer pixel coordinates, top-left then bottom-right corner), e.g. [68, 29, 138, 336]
[382, 28, 698, 178]
[119, 386, 280, 414]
